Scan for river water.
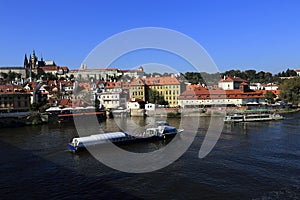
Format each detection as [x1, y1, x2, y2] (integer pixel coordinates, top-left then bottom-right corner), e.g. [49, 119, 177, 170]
[1, 112, 300, 199]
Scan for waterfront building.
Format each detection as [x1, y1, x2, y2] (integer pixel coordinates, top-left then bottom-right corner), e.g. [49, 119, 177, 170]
[127, 98, 145, 110]
[98, 81, 127, 109]
[0, 85, 31, 112]
[130, 76, 183, 107]
[144, 76, 182, 107]
[130, 78, 146, 101]
[178, 78, 265, 108]
[145, 103, 156, 111]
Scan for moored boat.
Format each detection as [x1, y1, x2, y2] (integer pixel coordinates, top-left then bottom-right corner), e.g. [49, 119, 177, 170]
[224, 109, 284, 123]
[68, 122, 183, 152]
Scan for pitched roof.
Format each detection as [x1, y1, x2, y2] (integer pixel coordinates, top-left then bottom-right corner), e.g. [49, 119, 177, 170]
[142, 76, 180, 85]
[105, 81, 121, 89]
[219, 76, 247, 83]
[261, 90, 281, 95]
[130, 78, 146, 86]
[0, 84, 29, 94]
[179, 86, 264, 100]
[59, 99, 89, 108]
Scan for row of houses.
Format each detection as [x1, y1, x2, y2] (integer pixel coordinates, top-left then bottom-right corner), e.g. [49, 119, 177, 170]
[0, 74, 283, 112]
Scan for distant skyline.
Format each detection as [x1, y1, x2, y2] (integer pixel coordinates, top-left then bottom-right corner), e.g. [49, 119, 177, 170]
[1, 0, 300, 73]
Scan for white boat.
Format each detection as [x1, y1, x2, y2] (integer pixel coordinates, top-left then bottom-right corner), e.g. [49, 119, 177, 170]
[224, 109, 284, 123]
[68, 122, 183, 152]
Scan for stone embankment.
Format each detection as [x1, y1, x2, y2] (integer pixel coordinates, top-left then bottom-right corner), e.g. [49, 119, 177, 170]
[0, 112, 47, 128]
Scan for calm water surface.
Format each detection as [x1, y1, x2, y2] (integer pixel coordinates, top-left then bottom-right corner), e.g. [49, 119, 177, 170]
[1, 112, 300, 199]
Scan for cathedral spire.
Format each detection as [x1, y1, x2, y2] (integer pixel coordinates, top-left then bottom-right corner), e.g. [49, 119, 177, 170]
[30, 50, 37, 69]
[24, 54, 28, 69]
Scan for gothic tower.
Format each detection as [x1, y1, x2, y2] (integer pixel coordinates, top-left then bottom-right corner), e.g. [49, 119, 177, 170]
[30, 50, 37, 69]
[24, 54, 28, 69]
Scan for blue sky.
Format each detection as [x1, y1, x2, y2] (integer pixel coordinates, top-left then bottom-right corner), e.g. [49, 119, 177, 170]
[0, 0, 300, 73]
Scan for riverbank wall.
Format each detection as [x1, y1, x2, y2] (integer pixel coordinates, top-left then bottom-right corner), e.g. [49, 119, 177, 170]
[0, 112, 46, 128]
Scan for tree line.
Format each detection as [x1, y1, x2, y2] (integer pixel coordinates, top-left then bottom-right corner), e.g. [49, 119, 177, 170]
[182, 69, 298, 85]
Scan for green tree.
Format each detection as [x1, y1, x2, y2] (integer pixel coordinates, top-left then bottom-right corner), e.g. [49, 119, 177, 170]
[184, 72, 203, 84]
[0, 72, 8, 80]
[244, 69, 256, 80]
[279, 77, 300, 105]
[42, 73, 57, 81]
[94, 96, 101, 111]
[148, 89, 168, 105]
[265, 91, 276, 104]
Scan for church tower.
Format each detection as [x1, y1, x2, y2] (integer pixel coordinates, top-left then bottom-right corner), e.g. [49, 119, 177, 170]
[30, 50, 37, 69]
[24, 54, 28, 69]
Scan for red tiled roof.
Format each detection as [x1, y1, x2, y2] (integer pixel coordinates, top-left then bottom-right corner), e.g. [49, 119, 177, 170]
[59, 99, 89, 108]
[219, 76, 247, 83]
[128, 98, 144, 102]
[261, 90, 280, 95]
[130, 78, 146, 86]
[40, 66, 59, 71]
[60, 66, 69, 71]
[179, 86, 264, 100]
[143, 76, 180, 85]
[0, 85, 29, 94]
[131, 76, 180, 86]
[78, 83, 91, 91]
[105, 81, 121, 89]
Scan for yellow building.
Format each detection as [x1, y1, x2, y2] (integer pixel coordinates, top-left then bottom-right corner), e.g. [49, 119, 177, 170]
[130, 76, 182, 107]
[130, 78, 146, 101]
